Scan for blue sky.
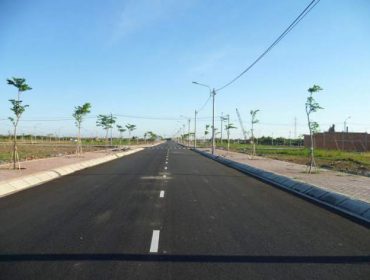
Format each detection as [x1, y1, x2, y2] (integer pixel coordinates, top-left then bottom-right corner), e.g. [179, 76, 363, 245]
[0, 0, 369, 138]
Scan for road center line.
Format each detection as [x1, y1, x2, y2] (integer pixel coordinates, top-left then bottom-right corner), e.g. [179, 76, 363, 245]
[160, 190, 165, 198]
[149, 230, 160, 253]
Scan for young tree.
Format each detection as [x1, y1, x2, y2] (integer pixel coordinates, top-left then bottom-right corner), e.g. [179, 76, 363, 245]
[204, 124, 210, 142]
[72, 103, 91, 156]
[250, 109, 260, 157]
[305, 84, 323, 173]
[125, 124, 136, 145]
[7, 77, 32, 169]
[225, 116, 237, 152]
[144, 131, 149, 144]
[96, 114, 116, 145]
[144, 131, 157, 143]
[116, 124, 126, 145]
[220, 115, 228, 144]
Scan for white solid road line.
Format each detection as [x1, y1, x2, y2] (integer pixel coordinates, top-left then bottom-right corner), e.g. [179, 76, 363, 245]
[160, 190, 165, 198]
[150, 230, 160, 253]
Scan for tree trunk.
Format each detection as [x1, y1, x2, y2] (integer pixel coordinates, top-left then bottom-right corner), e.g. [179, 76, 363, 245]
[227, 129, 230, 152]
[105, 129, 109, 147]
[13, 125, 17, 169]
[12, 118, 20, 169]
[306, 112, 315, 174]
[76, 125, 82, 156]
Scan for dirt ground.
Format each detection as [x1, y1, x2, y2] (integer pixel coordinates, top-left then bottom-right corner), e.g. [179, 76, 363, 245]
[0, 142, 107, 163]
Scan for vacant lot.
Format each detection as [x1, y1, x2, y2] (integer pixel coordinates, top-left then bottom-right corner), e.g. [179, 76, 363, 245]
[0, 139, 155, 164]
[198, 141, 370, 176]
[0, 142, 106, 163]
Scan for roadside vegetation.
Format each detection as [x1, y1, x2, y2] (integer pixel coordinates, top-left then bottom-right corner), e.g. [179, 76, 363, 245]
[0, 136, 158, 164]
[198, 141, 370, 176]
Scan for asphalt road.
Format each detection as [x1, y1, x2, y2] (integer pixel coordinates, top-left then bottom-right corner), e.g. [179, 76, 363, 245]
[0, 141, 369, 279]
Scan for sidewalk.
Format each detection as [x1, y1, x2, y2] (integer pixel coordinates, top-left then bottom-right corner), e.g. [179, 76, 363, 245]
[0, 143, 159, 182]
[201, 148, 370, 204]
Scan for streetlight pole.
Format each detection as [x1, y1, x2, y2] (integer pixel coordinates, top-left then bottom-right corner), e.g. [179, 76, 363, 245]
[192, 81, 216, 155]
[110, 113, 113, 147]
[220, 112, 223, 144]
[187, 118, 191, 148]
[211, 88, 216, 155]
[194, 110, 197, 149]
[182, 124, 185, 145]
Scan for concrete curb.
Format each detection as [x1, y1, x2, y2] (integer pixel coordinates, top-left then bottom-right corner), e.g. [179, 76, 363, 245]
[0, 148, 144, 198]
[194, 148, 370, 226]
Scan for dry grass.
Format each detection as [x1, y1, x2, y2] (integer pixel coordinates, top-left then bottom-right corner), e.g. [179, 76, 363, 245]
[0, 142, 106, 163]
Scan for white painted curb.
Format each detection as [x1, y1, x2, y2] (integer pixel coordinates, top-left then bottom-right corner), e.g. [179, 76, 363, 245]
[0, 148, 144, 198]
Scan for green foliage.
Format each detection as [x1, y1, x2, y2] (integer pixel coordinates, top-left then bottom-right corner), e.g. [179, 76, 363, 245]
[7, 77, 32, 93]
[117, 124, 126, 133]
[309, 121, 320, 133]
[225, 123, 237, 130]
[144, 131, 157, 140]
[125, 123, 136, 132]
[204, 124, 210, 135]
[8, 99, 29, 124]
[305, 84, 323, 131]
[250, 109, 260, 124]
[96, 114, 116, 131]
[73, 102, 91, 128]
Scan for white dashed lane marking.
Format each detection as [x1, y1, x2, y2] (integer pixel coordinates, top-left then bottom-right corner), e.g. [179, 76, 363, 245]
[160, 191, 165, 198]
[149, 230, 160, 253]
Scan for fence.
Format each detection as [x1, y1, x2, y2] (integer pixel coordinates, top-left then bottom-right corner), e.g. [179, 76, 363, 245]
[304, 132, 370, 152]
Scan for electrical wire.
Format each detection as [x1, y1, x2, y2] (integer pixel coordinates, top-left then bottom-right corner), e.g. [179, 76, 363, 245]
[216, 0, 321, 92]
[197, 96, 211, 113]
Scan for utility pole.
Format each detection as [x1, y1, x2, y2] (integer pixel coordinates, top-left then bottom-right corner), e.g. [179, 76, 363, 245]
[187, 118, 191, 148]
[110, 113, 113, 146]
[194, 110, 197, 149]
[211, 89, 216, 155]
[294, 117, 297, 139]
[227, 114, 230, 151]
[220, 112, 223, 144]
[182, 124, 185, 145]
[192, 81, 216, 155]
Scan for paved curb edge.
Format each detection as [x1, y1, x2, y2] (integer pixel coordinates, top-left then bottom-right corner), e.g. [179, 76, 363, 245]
[193, 148, 370, 226]
[0, 148, 144, 198]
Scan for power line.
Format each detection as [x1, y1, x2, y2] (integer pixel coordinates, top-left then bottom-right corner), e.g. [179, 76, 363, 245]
[216, 0, 321, 92]
[197, 96, 211, 113]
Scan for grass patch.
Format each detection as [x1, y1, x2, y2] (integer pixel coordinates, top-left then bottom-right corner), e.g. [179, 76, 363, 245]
[198, 141, 370, 176]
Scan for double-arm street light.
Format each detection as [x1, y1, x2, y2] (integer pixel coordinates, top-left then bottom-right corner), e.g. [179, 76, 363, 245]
[192, 81, 216, 155]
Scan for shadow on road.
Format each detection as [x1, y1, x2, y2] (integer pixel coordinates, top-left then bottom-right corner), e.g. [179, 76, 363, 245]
[0, 254, 369, 264]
